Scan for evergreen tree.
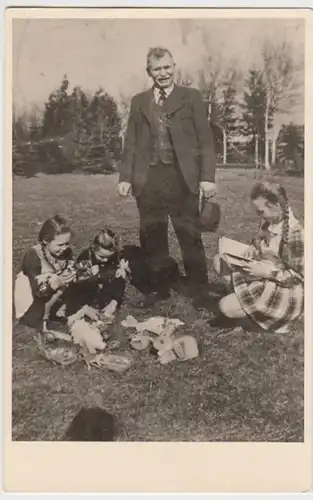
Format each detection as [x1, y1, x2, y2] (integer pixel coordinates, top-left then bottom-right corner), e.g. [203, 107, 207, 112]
[217, 71, 239, 162]
[219, 78, 238, 136]
[240, 69, 274, 164]
[13, 111, 29, 145]
[276, 123, 304, 174]
[42, 75, 71, 137]
[62, 85, 90, 162]
[78, 88, 121, 171]
[39, 77, 122, 173]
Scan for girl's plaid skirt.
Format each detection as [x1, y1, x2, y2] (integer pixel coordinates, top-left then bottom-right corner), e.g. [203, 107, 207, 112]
[232, 271, 304, 331]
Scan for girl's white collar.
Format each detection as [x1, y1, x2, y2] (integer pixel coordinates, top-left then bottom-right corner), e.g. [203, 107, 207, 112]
[267, 208, 298, 235]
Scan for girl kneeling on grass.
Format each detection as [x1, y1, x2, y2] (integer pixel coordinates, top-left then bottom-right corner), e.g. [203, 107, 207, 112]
[14, 214, 77, 331]
[210, 181, 304, 333]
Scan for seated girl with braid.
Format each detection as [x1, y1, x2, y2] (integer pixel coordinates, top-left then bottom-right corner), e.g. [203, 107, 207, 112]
[210, 181, 304, 333]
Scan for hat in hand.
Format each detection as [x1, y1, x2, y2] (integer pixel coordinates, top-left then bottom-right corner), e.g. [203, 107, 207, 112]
[197, 198, 221, 233]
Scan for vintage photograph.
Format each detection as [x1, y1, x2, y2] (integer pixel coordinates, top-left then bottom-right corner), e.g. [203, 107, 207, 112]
[11, 13, 304, 443]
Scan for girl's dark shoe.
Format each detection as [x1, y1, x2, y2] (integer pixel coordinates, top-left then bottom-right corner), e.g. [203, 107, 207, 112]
[207, 314, 236, 330]
[208, 282, 229, 298]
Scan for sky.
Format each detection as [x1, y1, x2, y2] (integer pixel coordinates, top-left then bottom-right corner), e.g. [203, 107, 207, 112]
[12, 17, 304, 123]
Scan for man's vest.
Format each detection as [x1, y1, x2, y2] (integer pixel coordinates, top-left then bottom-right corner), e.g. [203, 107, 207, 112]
[149, 99, 174, 165]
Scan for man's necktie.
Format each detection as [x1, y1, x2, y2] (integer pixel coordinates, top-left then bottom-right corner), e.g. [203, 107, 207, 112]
[158, 88, 167, 106]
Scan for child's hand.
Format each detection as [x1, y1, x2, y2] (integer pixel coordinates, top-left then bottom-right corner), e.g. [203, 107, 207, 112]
[261, 249, 284, 267]
[91, 265, 100, 276]
[242, 260, 276, 279]
[83, 305, 100, 321]
[36, 272, 53, 285]
[243, 245, 259, 260]
[116, 259, 131, 279]
[102, 300, 118, 319]
[60, 268, 77, 285]
[49, 274, 64, 291]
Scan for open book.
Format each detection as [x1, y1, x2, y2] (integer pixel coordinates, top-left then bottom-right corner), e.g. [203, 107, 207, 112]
[218, 236, 254, 268]
[219, 236, 284, 273]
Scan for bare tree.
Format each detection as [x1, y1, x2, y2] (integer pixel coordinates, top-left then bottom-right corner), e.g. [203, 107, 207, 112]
[117, 91, 133, 148]
[176, 69, 194, 87]
[261, 38, 301, 169]
[218, 67, 241, 163]
[177, 19, 195, 46]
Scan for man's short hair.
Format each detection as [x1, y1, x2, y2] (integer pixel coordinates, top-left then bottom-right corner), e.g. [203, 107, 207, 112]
[146, 47, 173, 69]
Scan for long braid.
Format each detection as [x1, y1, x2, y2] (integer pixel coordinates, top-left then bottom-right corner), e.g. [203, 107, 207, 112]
[51, 217, 61, 233]
[250, 181, 290, 258]
[41, 241, 69, 273]
[279, 200, 290, 257]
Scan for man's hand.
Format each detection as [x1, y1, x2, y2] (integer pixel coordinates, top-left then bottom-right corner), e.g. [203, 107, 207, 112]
[117, 182, 131, 197]
[200, 181, 216, 199]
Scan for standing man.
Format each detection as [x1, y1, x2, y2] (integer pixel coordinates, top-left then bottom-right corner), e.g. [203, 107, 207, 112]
[117, 47, 216, 305]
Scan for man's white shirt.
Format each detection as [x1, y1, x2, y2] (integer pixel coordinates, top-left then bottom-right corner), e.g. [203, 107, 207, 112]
[153, 84, 174, 104]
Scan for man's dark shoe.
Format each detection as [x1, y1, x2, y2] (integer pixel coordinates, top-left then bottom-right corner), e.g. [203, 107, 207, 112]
[177, 279, 208, 298]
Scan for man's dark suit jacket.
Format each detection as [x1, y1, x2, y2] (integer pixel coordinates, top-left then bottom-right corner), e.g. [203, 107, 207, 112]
[119, 85, 216, 197]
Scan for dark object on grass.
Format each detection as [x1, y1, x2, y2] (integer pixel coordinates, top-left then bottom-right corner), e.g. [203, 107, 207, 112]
[62, 407, 116, 441]
[149, 343, 159, 357]
[123, 245, 180, 295]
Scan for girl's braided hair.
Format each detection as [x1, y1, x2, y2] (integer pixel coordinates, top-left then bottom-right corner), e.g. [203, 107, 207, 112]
[38, 214, 72, 243]
[250, 181, 289, 256]
[92, 228, 121, 257]
[38, 215, 72, 273]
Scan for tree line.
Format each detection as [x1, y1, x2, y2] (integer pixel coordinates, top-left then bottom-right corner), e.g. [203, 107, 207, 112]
[13, 35, 304, 177]
[13, 76, 122, 177]
[174, 35, 304, 174]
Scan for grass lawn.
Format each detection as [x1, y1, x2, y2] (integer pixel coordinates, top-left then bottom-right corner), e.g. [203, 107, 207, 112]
[12, 169, 304, 442]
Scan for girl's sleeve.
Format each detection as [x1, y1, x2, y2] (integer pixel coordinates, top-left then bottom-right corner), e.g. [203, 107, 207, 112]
[22, 248, 54, 299]
[270, 229, 304, 287]
[105, 276, 126, 307]
[97, 258, 127, 309]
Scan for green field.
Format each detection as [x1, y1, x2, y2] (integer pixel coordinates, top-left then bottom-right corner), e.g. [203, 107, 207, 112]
[12, 170, 304, 441]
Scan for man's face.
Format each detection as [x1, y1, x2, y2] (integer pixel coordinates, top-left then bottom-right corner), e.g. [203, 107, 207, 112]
[147, 53, 175, 89]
